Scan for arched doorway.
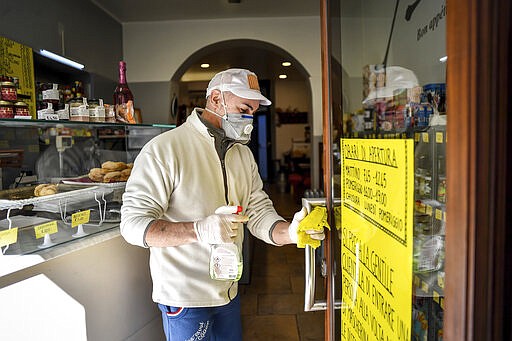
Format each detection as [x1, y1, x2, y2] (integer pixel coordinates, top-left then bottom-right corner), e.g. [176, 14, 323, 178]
[170, 39, 313, 191]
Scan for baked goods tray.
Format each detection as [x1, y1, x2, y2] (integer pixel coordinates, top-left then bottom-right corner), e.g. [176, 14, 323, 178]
[0, 185, 112, 211]
[60, 175, 127, 189]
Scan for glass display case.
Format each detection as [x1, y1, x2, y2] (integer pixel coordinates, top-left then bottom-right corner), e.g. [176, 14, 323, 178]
[0, 119, 173, 256]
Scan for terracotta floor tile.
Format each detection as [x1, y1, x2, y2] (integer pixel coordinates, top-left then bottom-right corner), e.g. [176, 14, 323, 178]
[239, 184, 326, 341]
[257, 293, 304, 315]
[251, 259, 304, 277]
[290, 275, 305, 294]
[240, 293, 258, 315]
[242, 315, 299, 340]
[297, 311, 325, 340]
[243, 275, 292, 295]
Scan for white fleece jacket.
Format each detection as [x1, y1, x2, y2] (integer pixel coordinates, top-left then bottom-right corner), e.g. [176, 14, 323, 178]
[120, 108, 284, 307]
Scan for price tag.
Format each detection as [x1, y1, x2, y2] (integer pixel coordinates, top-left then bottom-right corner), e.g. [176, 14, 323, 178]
[34, 221, 58, 239]
[435, 209, 443, 221]
[436, 132, 444, 143]
[421, 280, 429, 293]
[433, 290, 440, 304]
[414, 133, 420, 142]
[414, 275, 420, 287]
[0, 228, 18, 247]
[426, 205, 433, 216]
[72, 210, 90, 227]
[438, 273, 445, 288]
[44, 114, 60, 121]
[422, 132, 429, 143]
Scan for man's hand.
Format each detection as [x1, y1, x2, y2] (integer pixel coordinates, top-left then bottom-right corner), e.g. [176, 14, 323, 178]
[194, 213, 249, 244]
[288, 207, 326, 245]
[288, 207, 307, 243]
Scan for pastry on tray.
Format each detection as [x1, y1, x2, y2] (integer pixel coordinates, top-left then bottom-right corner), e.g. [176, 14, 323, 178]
[34, 184, 58, 197]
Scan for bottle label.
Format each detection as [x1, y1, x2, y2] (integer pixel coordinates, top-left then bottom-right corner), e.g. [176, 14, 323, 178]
[89, 106, 105, 118]
[70, 104, 88, 117]
[56, 104, 70, 120]
[210, 244, 242, 281]
[42, 89, 59, 101]
[115, 100, 136, 123]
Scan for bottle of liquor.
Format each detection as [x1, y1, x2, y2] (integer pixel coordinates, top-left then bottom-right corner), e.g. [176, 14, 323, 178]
[113, 61, 136, 123]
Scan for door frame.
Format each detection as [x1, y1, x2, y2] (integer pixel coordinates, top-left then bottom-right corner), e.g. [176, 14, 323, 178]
[445, 0, 511, 340]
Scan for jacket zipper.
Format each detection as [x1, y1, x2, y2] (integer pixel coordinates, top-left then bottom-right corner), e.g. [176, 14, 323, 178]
[220, 158, 229, 204]
[220, 143, 235, 204]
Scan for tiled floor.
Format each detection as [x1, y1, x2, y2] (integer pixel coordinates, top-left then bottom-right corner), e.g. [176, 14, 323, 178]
[239, 185, 325, 340]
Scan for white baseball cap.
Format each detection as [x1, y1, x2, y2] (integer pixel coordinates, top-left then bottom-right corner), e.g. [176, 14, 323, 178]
[363, 66, 419, 105]
[206, 68, 271, 106]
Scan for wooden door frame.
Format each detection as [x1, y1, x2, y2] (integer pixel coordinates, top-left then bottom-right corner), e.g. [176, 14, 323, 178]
[446, 0, 511, 340]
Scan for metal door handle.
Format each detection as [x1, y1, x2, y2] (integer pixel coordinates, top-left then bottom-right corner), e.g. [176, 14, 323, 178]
[302, 197, 344, 312]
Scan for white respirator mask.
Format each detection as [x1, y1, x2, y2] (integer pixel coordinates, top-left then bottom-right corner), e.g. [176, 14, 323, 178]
[205, 93, 254, 142]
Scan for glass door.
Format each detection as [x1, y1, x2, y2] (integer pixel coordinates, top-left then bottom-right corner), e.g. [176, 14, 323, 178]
[321, 0, 447, 340]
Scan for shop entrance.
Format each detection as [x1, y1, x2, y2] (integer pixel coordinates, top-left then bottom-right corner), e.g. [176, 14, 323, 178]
[169, 39, 312, 188]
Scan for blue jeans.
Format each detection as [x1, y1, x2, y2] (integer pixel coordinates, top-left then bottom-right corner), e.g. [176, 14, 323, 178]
[158, 295, 242, 341]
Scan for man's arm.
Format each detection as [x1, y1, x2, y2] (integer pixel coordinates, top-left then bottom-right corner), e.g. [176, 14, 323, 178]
[271, 221, 294, 245]
[144, 213, 249, 247]
[144, 219, 197, 247]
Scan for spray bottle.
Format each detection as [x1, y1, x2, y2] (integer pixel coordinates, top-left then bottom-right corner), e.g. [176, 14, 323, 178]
[210, 205, 244, 281]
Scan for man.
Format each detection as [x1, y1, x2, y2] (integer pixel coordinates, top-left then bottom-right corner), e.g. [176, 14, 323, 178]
[120, 68, 323, 340]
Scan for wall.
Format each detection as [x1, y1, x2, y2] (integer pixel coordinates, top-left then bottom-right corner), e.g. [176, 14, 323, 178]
[274, 80, 310, 162]
[122, 17, 322, 132]
[0, 0, 122, 81]
[0, 235, 162, 341]
[340, 0, 446, 112]
[122, 16, 323, 186]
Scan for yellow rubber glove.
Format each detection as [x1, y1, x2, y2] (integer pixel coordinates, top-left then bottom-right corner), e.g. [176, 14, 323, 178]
[296, 206, 329, 249]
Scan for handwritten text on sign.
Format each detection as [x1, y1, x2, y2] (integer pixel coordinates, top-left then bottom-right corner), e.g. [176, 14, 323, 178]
[0, 228, 18, 247]
[341, 139, 414, 341]
[72, 210, 90, 227]
[34, 221, 58, 239]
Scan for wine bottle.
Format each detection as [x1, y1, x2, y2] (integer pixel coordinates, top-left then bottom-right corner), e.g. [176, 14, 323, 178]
[113, 61, 136, 123]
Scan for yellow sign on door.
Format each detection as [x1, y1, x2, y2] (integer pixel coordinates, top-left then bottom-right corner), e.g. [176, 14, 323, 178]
[341, 138, 414, 341]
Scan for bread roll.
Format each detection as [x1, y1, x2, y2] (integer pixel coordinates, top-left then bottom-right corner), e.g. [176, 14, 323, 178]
[34, 184, 47, 196]
[103, 171, 123, 183]
[88, 168, 105, 182]
[119, 168, 131, 181]
[101, 161, 127, 172]
[39, 185, 57, 196]
[34, 184, 57, 197]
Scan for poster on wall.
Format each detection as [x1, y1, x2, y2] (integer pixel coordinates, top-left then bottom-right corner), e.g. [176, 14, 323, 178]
[340, 138, 414, 341]
[0, 36, 36, 118]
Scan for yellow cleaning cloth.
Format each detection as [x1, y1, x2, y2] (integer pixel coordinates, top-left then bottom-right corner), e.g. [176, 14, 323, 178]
[334, 205, 342, 230]
[297, 206, 330, 249]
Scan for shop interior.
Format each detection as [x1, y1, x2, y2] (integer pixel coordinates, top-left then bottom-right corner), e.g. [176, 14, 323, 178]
[0, 0, 454, 340]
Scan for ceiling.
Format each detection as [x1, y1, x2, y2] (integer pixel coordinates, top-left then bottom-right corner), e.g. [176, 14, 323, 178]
[90, 0, 319, 82]
[91, 0, 319, 22]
